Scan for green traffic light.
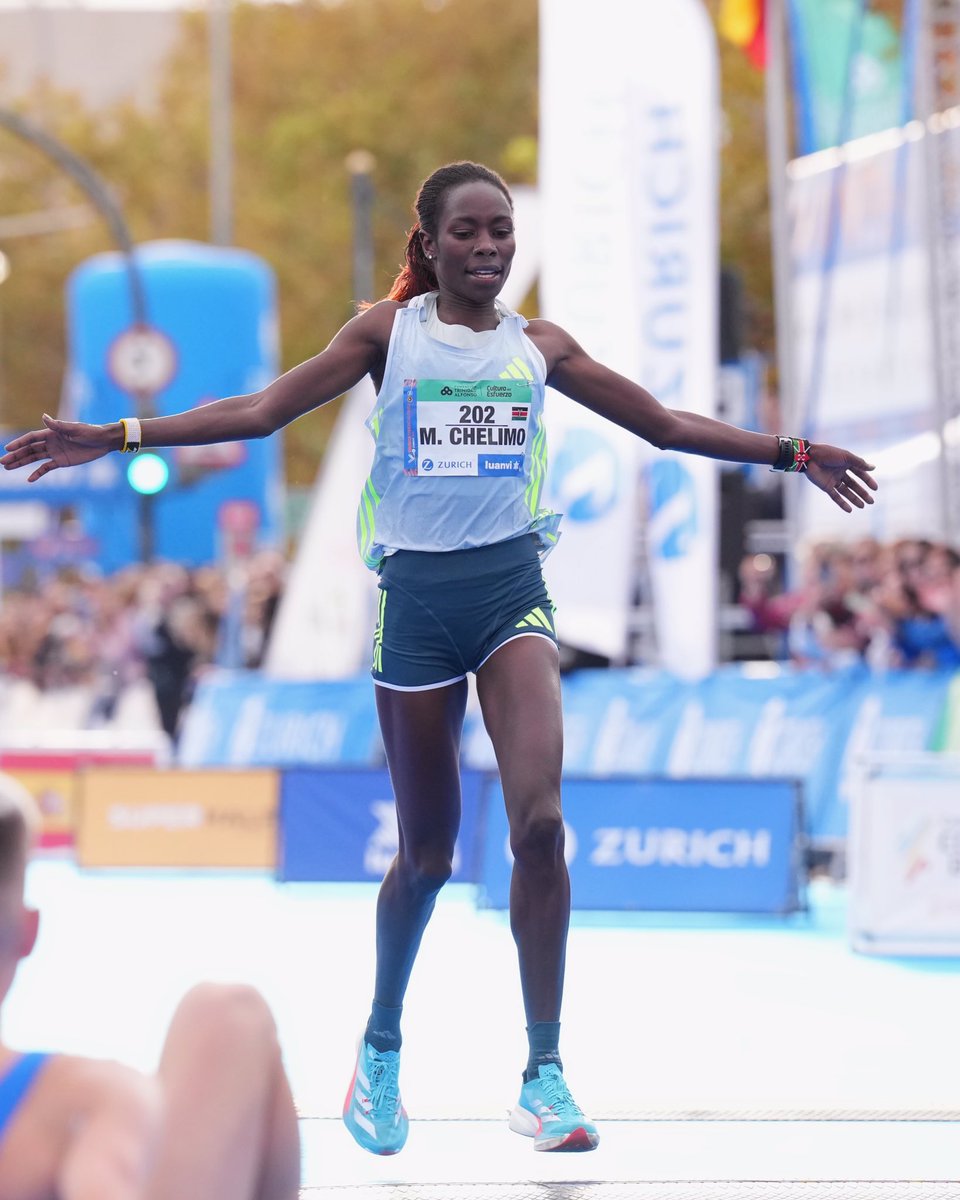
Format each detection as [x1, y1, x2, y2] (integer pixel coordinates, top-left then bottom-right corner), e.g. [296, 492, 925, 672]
[127, 452, 170, 495]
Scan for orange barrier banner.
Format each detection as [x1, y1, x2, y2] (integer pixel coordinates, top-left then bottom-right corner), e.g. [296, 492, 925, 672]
[0, 751, 158, 848]
[76, 768, 278, 868]
[4, 765, 76, 848]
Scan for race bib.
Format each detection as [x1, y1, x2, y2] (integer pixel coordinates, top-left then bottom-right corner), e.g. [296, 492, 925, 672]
[403, 378, 531, 477]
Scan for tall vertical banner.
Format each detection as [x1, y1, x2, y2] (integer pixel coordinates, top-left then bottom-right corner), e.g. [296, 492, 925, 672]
[788, 132, 939, 544]
[539, 0, 719, 674]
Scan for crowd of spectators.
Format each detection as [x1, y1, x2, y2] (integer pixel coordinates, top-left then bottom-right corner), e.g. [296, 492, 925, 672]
[0, 550, 285, 742]
[2, 535, 957, 744]
[737, 537, 960, 670]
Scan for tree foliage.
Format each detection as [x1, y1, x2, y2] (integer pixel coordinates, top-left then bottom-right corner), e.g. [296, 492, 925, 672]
[1, 0, 540, 483]
[715, 32, 774, 356]
[1, 0, 779, 484]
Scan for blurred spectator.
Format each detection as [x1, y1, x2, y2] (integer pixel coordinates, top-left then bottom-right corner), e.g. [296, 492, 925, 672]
[884, 541, 960, 670]
[9, 534, 957, 742]
[785, 544, 868, 667]
[143, 594, 215, 741]
[0, 552, 286, 741]
[737, 553, 792, 637]
[737, 535, 960, 671]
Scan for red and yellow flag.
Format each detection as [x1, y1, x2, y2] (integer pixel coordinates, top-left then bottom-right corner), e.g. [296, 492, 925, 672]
[718, 0, 761, 45]
[718, 0, 766, 68]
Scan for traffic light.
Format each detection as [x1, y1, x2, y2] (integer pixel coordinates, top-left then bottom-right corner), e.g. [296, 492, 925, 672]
[126, 451, 170, 495]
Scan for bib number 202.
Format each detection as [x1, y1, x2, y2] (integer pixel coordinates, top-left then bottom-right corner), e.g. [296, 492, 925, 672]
[459, 404, 495, 424]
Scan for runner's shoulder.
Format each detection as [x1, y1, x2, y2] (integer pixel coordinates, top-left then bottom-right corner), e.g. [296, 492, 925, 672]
[52, 1054, 159, 1113]
[522, 318, 579, 369]
[344, 299, 401, 351]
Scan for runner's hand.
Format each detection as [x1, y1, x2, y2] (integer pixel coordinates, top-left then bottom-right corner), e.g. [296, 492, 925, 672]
[1, 415, 118, 483]
[803, 442, 878, 512]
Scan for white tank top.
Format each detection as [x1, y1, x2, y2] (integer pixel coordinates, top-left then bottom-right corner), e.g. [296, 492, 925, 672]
[356, 293, 562, 569]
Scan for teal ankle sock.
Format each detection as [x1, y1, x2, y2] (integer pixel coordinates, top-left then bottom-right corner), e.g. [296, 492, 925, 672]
[365, 1001, 402, 1053]
[523, 1020, 562, 1083]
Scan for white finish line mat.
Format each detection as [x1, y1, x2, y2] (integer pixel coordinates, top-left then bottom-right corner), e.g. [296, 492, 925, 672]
[302, 1187, 960, 1199]
[298, 1117, 960, 1196]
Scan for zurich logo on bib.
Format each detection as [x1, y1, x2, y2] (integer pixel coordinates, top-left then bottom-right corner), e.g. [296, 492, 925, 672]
[647, 459, 697, 560]
[548, 429, 621, 522]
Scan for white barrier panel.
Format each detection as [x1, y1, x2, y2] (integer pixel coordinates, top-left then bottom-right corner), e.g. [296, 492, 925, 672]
[849, 753, 960, 955]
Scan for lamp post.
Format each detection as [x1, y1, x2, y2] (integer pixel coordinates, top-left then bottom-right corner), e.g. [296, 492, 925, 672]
[762, 0, 799, 567]
[0, 107, 157, 559]
[345, 150, 376, 306]
[0, 108, 147, 327]
[0, 250, 9, 420]
[208, 0, 234, 246]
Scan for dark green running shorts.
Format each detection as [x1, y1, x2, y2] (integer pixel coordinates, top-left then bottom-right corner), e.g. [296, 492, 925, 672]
[371, 534, 558, 690]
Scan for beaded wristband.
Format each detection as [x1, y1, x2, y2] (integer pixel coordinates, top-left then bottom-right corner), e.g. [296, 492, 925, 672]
[786, 436, 811, 472]
[772, 435, 810, 473]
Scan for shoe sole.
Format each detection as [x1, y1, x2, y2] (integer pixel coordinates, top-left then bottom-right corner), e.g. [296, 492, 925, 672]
[534, 1125, 600, 1152]
[508, 1106, 599, 1152]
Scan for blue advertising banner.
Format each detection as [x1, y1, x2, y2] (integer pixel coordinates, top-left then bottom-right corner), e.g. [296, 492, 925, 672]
[478, 776, 805, 913]
[559, 668, 693, 776]
[474, 664, 954, 843]
[278, 767, 488, 883]
[177, 671, 382, 768]
[667, 665, 953, 842]
[0, 450, 124, 504]
[178, 666, 957, 845]
[665, 664, 864, 841]
[462, 667, 694, 774]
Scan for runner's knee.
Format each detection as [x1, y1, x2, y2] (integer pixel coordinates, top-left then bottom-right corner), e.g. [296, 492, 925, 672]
[509, 809, 565, 869]
[172, 982, 280, 1053]
[398, 845, 455, 895]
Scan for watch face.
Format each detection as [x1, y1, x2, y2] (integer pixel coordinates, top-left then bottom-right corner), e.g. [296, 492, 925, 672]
[108, 327, 177, 393]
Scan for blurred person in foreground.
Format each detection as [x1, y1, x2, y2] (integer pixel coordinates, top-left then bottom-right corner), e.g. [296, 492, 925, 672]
[0, 160, 878, 1156]
[0, 775, 300, 1199]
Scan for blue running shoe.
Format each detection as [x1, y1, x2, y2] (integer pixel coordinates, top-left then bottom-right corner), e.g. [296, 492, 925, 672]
[508, 1062, 599, 1152]
[342, 1039, 408, 1155]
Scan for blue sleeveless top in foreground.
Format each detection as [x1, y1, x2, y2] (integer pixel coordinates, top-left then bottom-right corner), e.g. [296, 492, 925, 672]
[0, 1052, 49, 1140]
[356, 293, 562, 569]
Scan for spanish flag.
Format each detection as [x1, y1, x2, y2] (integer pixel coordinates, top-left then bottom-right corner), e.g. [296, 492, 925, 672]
[719, 0, 766, 68]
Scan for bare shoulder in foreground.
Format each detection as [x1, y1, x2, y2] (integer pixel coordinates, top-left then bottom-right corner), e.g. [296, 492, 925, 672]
[0, 1051, 159, 1200]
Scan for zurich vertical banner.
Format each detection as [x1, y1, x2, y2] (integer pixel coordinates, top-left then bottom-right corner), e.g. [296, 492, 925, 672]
[538, 0, 719, 673]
